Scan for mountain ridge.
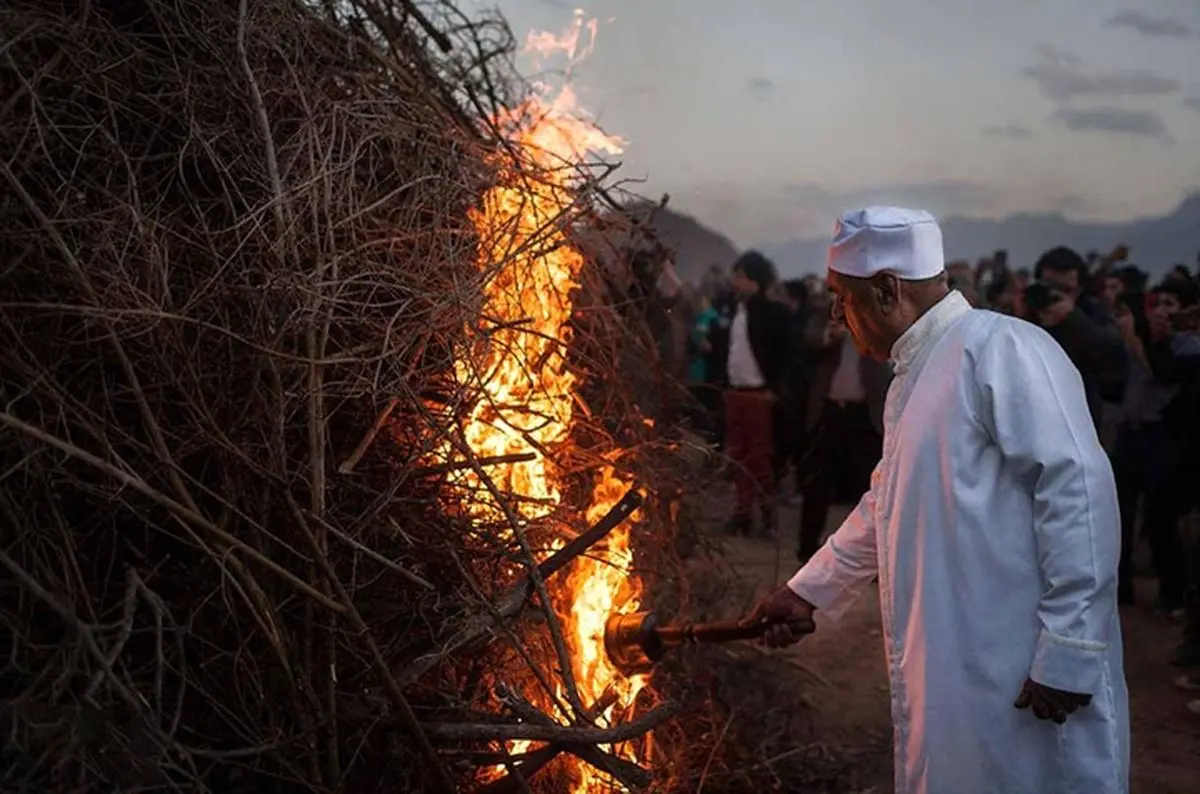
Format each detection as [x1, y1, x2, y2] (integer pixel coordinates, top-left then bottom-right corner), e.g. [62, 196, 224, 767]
[759, 192, 1200, 277]
[620, 200, 740, 285]
[623, 192, 1200, 284]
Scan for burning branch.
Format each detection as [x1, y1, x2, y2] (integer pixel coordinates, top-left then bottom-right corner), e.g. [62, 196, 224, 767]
[424, 700, 679, 743]
[477, 685, 664, 792]
[476, 744, 653, 794]
[453, 430, 592, 722]
[400, 487, 643, 684]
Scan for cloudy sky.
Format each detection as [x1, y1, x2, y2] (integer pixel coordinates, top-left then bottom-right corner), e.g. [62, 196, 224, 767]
[471, 0, 1200, 248]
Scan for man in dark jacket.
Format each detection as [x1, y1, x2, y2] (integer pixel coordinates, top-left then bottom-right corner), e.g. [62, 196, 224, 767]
[773, 279, 813, 489]
[1141, 282, 1200, 653]
[722, 250, 791, 534]
[1029, 247, 1130, 427]
[794, 310, 892, 561]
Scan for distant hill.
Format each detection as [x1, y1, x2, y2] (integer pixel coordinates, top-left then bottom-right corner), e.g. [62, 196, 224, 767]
[759, 192, 1200, 277]
[622, 201, 740, 284]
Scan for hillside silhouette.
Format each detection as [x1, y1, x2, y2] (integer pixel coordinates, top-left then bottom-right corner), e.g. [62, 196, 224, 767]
[760, 192, 1200, 277]
[621, 201, 740, 284]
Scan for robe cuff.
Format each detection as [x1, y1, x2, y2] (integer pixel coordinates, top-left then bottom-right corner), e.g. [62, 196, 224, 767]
[1029, 628, 1107, 695]
[786, 542, 861, 622]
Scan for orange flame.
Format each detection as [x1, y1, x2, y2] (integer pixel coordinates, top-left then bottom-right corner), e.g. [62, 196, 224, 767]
[445, 12, 648, 792]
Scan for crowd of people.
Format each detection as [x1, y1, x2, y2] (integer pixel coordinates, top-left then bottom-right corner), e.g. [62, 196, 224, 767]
[677, 236, 1200, 721]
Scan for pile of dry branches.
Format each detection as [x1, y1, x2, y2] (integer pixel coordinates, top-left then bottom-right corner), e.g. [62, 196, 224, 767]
[0, 0, 697, 791]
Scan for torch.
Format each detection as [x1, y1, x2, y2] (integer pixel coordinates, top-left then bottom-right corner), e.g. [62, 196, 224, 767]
[603, 610, 815, 675]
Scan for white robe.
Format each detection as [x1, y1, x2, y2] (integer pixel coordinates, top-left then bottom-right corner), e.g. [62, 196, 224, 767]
[789, 291, 1130, 794]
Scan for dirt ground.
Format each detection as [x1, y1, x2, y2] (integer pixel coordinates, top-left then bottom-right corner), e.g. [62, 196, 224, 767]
[703, 497, 1200, 793]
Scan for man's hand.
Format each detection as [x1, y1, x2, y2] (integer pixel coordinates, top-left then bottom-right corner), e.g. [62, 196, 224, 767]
[1014, 678, 1092, 724]
[1036, 293, 1076, 327]
[745, 586, 816, 648]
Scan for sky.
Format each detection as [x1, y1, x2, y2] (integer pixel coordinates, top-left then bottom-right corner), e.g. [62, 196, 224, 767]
[465, 1, 1200, 249]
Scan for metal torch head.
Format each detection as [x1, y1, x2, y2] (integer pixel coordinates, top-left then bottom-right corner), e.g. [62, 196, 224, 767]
[603, 611, 664, 676]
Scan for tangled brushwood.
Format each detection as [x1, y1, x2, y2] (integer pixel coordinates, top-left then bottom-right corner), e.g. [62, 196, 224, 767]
[0, 0, 708, 791]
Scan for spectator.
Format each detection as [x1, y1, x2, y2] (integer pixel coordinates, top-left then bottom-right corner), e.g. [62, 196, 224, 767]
[1167, 264, 1193, 285]
[946, 260, 977, 304]
[702, 271, 737, 448]
[779, 278, 809, 316]
[1028, 246, 1130, 427]
[802, 273, 826, 302]
[1110, 290, 1186, 612]
[1013, 267, 1031, 292]
[1155, 277, 1200, 714]
[1033, 246, 1113, 325]
[795, 306, 890, 562]
[1141, 282, 1200, 620]
[722, 251, 791, 535]
[773, 279, 813, 493]
[985, 271, 1022, 316]
[684, 287, 721, 442]
[1100, 271, 1125, 311]
[1116, 265, 1150, 293]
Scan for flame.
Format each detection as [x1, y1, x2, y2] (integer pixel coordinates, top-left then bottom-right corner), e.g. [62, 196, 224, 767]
[445, 12, 648, 792]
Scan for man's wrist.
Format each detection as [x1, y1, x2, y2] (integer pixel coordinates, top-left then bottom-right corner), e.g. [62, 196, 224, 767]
[785, 580, 817, 612]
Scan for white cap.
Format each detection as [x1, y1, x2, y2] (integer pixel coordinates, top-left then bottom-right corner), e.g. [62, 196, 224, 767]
[827, 206, 945, 281]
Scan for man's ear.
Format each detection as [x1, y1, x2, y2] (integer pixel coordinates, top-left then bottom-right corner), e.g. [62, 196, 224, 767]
[873, 273, 901, 313]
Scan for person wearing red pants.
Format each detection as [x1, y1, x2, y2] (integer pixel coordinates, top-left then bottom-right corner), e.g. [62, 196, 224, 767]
[723, 250, 791, 535]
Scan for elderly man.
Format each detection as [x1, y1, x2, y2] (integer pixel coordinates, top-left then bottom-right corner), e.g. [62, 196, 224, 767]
[749, 207, 1129, 793]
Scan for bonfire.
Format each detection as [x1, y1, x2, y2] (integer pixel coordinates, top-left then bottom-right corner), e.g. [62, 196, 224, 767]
[0, 1, 697, 792]
[435, 12, 660, 792]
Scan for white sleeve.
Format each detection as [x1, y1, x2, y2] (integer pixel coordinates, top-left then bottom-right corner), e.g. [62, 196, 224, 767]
[975, 321, 1121, 695]
[787, 472, 880, 621]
